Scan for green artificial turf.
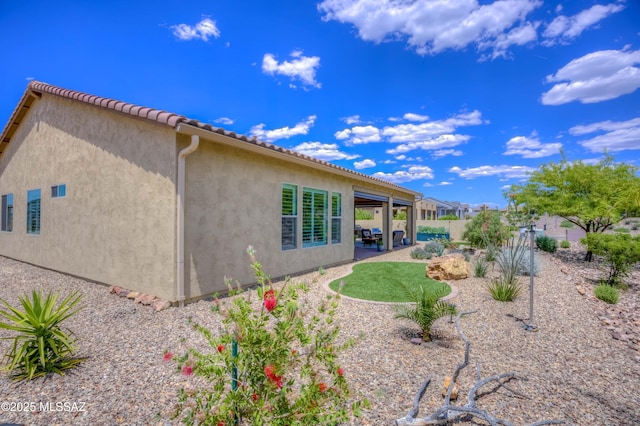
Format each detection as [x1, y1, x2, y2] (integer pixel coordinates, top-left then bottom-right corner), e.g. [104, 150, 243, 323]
[329, 262, 450, 302]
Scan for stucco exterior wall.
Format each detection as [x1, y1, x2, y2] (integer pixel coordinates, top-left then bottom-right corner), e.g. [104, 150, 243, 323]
[181, 135, 369, 298]
[0, 94, 177, 299]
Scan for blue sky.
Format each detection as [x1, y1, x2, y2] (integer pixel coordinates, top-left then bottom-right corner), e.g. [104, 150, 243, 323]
[1, 1, 639, 208]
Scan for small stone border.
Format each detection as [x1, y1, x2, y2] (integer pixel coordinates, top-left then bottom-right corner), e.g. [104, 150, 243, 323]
[320, 261, 459, 304]
[108, 285, 172, 312]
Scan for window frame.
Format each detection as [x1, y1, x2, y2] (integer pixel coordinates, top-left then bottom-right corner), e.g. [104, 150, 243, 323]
[331, 192, 342, 244]
[281, 183, 298, 251]
[51, 184, 66, 198]
[1, 193, 13, 232]
[26, 189, 41, 235]
[302, 187, 328, 248]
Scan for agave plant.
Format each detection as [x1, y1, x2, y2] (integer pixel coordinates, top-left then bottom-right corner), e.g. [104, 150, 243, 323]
[393, 283, 456, 341]
[0, 290, 84, 381]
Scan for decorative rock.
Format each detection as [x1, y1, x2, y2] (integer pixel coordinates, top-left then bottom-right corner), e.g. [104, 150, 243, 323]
[139, 294, 155, 306]
[426, 253, 470, 281]
[409, 338, 422, 345]
[153, 299, 171, 312]
[117, 288, 130, 297]
[126, 291, 140, 300]
[134, 293, 145, 304]
[442, 376, 459, 400]
[109, 286, 122, 294]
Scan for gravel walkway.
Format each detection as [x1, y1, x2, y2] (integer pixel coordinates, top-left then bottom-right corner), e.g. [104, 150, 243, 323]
[0, 245, 639, 425]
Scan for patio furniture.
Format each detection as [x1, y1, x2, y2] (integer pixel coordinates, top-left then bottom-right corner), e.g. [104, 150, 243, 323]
[361, 229, 379, 246]
[393, 230, 405, 246]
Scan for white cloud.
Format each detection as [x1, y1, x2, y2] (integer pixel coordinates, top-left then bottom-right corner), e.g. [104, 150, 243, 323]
[432, 149, 464, 158]
[438, 181, 453, 186]
[503, 135, 562, 158]
[354, 159, 376, 169]
[372, 165, 434, 183]
[343, 115, 361, 124]
[262, 51, 321, 88]
[250, 116, 316, 142]
[403, 112, 429, 122]
[386, 134, 471, 155]
[542, 3, 625, 44]
[449, 164, 535, 179]
[480, 21, 538, 60]
[382, 110, 484, 143]
[318, 0, 541, 58]
[541, 48, 640, 105]
[291, 142, 360, 161]
[214, 117, 234, 125]
[171, 18, 220, 41]
[569, 117, 640, 153]
[333, 125, 381, 145]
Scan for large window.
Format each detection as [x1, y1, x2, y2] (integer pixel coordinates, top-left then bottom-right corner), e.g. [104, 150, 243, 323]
[281, 184, 297, 250]
[302, 188, 327, 248]
[331, 192, 341, 244]
[1, 193, 13, 232]
[27, 189, 41, 235]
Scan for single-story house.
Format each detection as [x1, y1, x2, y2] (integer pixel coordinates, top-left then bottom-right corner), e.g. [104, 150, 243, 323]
[0, 81, 421, 305]
[422, 197, 470, 220]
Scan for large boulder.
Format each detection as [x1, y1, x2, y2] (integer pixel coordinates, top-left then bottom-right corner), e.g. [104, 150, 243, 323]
[426, 253, 469, 281]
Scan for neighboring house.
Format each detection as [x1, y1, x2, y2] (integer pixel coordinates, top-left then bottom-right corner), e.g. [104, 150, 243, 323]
[423, 197, 470, 219]
[0, 81, 421, 304]
[416, 199, 437, 220]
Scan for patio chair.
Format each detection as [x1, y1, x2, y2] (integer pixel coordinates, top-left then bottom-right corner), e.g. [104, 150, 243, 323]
[361, 229, 378, 246]
[393, 230, 405, 247]
[372, 227, 383, 238]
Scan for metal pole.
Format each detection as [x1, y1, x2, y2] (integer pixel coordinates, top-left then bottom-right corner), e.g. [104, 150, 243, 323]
[525, 224, 537, 332]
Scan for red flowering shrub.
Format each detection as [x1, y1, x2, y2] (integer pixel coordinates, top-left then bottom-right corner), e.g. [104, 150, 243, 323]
[167, 247, 367, 425]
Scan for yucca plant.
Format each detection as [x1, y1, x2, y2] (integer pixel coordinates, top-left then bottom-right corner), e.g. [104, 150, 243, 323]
[393, 283, 456, 341]
[485, 276, 523, 301]
[0, 290, 84, 381]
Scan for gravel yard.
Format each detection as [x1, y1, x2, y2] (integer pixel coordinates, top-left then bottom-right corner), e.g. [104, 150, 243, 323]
[0, 239, 639, 425]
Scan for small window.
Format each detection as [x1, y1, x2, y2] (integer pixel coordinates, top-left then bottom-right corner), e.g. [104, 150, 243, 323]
[1, 193, 13, 232]
[27, 189, 41, 235]
[281, 184, 297, 250]
[331, 192, 341, 244]
[51, 184, 66, 198]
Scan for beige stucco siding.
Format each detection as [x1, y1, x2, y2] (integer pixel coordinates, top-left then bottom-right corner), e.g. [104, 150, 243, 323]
[0, 94, 177, 299]
[182, 135, 359, 298]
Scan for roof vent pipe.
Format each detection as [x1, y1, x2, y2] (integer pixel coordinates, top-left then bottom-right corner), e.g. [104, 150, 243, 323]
[177, 134, 199, 307]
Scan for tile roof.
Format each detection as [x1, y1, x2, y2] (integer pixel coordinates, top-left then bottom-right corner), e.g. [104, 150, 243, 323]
[1, 81, 420, 196]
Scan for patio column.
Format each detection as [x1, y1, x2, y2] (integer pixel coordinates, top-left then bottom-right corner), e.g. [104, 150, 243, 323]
[385, 195, 394, 250]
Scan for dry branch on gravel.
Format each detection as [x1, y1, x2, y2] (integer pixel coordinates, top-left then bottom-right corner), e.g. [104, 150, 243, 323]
[394, 311, 565, 426]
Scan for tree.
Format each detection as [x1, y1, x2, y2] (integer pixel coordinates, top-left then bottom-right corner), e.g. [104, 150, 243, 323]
[510, 154, 640, 261]
[581, 233, 640, 286]
[461, 210, 507, 248]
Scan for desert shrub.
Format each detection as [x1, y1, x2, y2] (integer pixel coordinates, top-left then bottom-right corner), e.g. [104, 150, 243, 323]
[417, 225, 447, 234]
[411, 247, 432, 260]
[438, 214, 459, 220]
[474, 258, 489, 278]
[594, 284, 619, 304]
[613, 227, 630, 233]
[0, 290, 84, 381]
[485, 276, 523, 302]
[424, 240, 444, 257]
[632, 224, 639, 231]
[167, 247, 368, 425]
[497, 238, 539, 280]
[484, 244, 498, 262]
[581, 233, 640, 285]
[462, 211, 508, 249]
[393, 284, 456, 341]
[536, 235, 557, 253]
[560, 240, 571, 249]
[560, 220, 574, 228]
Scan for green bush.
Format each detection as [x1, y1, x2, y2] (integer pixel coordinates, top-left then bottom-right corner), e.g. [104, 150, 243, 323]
[355, 208, 373, 220]
[581, 233, 640, 285]
[393, 284, 456, 341]
[462, 211, 508, 248]
[560, 240, 571, 249]
[0, 290, 84, 381]
[393, 211, 407, 220]
[560, 220, 574, 228]
[424, 240, 444, 257]
[168, 247, 368, 425]
[474, 258, 489, 278]
[613, 227, 630, 233]
[484, 244, 498, 261]
[535, 235, 557, 253]
[594, 284, 619, 304]
[417, 225, 447, 234]
[410, 247, 433, 260]
[438, 214, 459, 220]
[485, 277, 523, 301]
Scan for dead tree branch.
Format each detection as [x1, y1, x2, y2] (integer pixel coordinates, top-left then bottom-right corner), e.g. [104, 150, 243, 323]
[394, 311, 565, 426]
